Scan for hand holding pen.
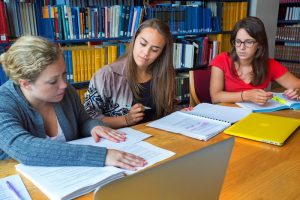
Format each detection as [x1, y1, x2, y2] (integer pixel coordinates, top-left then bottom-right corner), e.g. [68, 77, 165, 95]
[244, 89, 273, 105]
[124, 103, 148, 126]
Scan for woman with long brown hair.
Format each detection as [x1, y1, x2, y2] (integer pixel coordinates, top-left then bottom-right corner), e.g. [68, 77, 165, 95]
[84, 18, 175, 128]
[209, 16, 300, 105]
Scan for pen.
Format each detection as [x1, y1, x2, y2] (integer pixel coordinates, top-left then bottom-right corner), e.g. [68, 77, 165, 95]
[125, 105, 151, 110]
[272, 96, 286, 105]
[6, 180, 24, 200]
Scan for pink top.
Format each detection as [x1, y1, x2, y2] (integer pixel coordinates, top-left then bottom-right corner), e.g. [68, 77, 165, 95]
[209, 52, 287, 92]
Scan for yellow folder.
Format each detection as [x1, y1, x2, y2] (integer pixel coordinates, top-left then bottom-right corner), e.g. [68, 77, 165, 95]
[224, 113, 300, 146]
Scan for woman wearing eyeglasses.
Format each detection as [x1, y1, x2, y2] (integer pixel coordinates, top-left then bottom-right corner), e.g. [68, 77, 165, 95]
[209, 16, 300, 105]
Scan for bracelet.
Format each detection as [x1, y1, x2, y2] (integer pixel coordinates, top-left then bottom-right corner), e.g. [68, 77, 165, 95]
[241, 91, 244, 102]
[124, 115, 129, 126]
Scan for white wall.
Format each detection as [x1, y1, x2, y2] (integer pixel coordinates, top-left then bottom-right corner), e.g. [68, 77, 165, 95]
[249, 0, 279, 57]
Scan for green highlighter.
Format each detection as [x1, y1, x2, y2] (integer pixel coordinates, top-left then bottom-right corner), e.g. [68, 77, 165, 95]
[272, 96, 286, 105]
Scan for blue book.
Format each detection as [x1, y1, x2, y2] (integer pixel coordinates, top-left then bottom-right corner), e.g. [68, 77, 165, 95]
[133, 6, 142, 34]
[0, 64, 8, 86]
[126, 6, 134, 37]
[67, 50, 73, 83]
[71, 7, 80, 39]
[63, 51, 69, 82]
[34, 1, 55, 39]
[236, 92, 300, 112]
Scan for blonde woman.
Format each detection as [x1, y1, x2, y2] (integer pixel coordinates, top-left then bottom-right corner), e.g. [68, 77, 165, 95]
[0, 36, 145, 170]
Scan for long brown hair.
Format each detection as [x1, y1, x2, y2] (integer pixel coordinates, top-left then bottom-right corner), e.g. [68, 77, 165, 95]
[125, 18, 175, 118]
[230, 16, 269, 86]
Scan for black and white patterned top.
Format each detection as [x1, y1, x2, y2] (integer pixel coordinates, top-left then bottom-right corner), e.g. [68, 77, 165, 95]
[84, 58, 132, 118]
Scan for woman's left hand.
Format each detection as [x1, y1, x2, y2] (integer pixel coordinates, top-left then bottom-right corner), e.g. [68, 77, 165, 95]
[284, 88, 300, 100]
[91, 126, 126, 143]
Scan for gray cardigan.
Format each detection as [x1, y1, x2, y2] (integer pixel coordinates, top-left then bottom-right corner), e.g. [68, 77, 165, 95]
[0, 80, 107, 167]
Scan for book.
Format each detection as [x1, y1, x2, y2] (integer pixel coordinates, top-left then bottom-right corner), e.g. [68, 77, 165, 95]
[16, 128, 175, 200]
[236, 92, 300, 112]
[0, 174, 32, 200]
[0, 0, 9, 43]
[16, 164, 125, 200]
[147, 103, 251, 141]
[224, 113, 300, 146]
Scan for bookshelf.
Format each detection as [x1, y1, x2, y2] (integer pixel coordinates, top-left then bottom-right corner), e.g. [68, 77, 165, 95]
[146, 0, 249, 103]
[0, 0, 249, 104]
[275, 0, 300, 79]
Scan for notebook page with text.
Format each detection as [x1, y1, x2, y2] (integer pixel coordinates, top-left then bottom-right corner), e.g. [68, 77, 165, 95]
[16, 135, 175, 200]
[147, 111, 230, 141]
[16, 165, 124, 200]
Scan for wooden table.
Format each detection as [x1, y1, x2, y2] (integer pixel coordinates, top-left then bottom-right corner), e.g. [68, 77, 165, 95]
[1, 109, 300, 200]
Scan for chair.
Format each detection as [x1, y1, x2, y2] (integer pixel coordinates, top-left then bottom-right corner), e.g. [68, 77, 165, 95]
[189, 68, 212, 106]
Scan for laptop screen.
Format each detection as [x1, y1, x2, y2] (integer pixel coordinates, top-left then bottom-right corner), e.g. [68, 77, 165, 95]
[94, 138, 234, 200]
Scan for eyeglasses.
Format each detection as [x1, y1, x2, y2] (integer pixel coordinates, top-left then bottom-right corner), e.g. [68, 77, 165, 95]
[232, 39, 257, 48]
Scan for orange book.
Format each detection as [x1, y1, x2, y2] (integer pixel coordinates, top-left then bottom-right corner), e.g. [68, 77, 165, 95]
[71, 49, 78, 82]
[240, 2, 248, 19]
[94, 47, 102, 72]
[100, 47, 106, 68]
[79, 49, 84, 82]
[91, 47, 95, 75]
[87, 48, 92, 80]
[111, 45, 117, 63]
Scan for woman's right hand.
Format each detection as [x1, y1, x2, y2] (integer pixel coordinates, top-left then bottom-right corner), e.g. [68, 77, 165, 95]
[105, 149, 147, 171]
[125, 103, 145, 126]
[244, 89, 273, 105]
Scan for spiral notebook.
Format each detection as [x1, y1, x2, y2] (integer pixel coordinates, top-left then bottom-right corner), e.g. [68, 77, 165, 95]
[147, 103, 250, 141]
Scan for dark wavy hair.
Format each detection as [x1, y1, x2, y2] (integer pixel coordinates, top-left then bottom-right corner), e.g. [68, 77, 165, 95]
[230, 16, 269, 86]
[124, 18, 175, 118]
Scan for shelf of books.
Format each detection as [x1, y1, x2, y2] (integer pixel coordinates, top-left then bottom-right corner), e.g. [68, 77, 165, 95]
[275, 0, 300, 79]
[0, 0, 249, 104]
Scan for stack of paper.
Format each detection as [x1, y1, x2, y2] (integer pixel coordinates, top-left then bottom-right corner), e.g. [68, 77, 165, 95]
[16, 128, 175, 200]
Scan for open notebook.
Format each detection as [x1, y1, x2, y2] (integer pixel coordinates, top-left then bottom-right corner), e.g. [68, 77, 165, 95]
[147, 103, 250, 141]
[224, 113, 300, 146]
[236, 92, 300, 112]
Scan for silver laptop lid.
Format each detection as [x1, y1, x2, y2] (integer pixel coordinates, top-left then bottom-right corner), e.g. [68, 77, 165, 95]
[94, 138, 234, 200]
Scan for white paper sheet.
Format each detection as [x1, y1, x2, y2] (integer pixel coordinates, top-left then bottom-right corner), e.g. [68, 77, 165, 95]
[0, 174, 32, 200]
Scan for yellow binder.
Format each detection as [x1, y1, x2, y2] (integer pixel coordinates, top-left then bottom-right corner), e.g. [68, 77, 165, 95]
[224, 113, 300, 146]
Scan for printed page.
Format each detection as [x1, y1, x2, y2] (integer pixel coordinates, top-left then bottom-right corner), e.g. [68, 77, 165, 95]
[16, 165, 124, 200]
[188, 103, 251, 123]
[15, 129, 174, 200]
[0, 174, 32, 200]
[147, 111, 230, 140]
[121, 141, 175, 175]
[68, 127, 151, 150]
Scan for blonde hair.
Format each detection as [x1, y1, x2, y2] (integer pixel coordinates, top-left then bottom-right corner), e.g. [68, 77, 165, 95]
[0, 36, 63, 85]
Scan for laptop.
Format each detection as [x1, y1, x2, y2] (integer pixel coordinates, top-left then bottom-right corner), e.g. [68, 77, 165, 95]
[94, 138, 234, 200]
[224, 113, 300, 146]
